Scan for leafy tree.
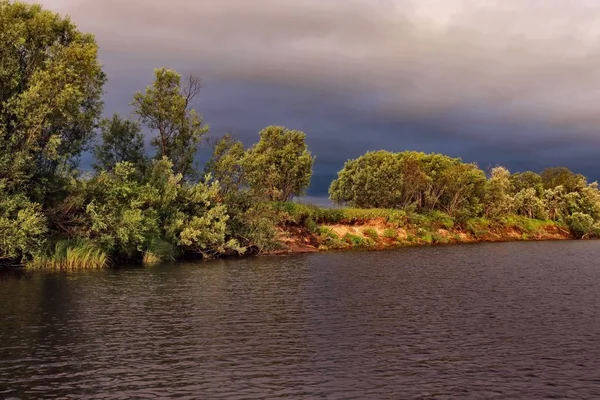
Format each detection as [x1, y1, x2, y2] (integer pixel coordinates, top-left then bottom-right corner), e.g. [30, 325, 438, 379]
[513, 188, 547, 219]
[204, 134, 247, 196]
[93, 114, 148, 173]
[541, 167, 586, 192]
[329, 151, 404, 208]
[132, 68, 208, 179]
[510, 171, 543, 196]
[330, 150, 486, 217]
[484, 167, 513, 218]
[245, 126, 314, 201]
[0, 1, 105, 194]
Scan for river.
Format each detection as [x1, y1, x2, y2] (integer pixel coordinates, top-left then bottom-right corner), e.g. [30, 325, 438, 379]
[1, 241, 600, 399]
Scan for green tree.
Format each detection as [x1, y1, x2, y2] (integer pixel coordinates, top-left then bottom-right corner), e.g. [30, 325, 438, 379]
[329, 150, 404, 208]
[245, 126, 314, 201]
[541, 167, 586, 192]
[204, 134, 247, 196]
[484, 166, 513, 218]
[510, 171, 543, 196]
[132, 68, 208, 179]
[513, 188, 547, 219]
[0, 1, 105, 195]
[93, 114, 148, 173]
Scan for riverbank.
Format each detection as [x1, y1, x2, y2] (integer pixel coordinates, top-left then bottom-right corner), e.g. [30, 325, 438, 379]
[270, 203, 574, 254]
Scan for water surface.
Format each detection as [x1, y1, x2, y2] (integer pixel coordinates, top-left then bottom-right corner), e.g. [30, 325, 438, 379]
[2, 241, 600, 399]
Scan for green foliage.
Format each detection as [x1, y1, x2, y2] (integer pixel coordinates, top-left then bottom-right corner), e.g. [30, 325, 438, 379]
[362, 228, 379, 241]
[132, 69, 208, 179]
[510, 171, 543, 196]
[566, 212, 595, 238]
[383, 228, 399, 240]
[0, 186, 48, 263]
[541, 167, 586, 192]
[513, 188, 547, 219]
[484, 167, 513, 218]
[343, 233, 366, 247]
[465, 218, 490, 238]
[329, 150, 486, 218]
[426, 210, 455, 229]
[93, 114, 148, 174]
[245, 126, 314, 201]
[28, 239, 107, 271]
[204, 134, 246, 196]
[329, 150, 404, 208]
[499, 215, 554, 234]
[0, 1, 105, 195]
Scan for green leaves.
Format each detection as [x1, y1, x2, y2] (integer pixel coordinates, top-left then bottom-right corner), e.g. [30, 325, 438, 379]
[93, 114, 148, 174]
[329, 150, 486, 218]
[0, 1, 105, 194]
[132, 68, 209, 180]
[244, 125, 314, 201]
[0, 183, 48, 262]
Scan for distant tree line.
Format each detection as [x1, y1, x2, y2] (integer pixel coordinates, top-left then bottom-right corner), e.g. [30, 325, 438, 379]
[329, 151, 600, 237]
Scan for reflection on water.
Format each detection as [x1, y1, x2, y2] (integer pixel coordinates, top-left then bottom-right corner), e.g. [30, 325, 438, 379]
[2, 241, 600, 398]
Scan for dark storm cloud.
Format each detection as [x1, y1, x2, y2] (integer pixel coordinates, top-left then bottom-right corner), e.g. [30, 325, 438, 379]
[35, 0, 600, 193]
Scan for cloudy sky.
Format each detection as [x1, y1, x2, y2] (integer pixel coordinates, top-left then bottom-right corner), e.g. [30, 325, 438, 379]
[35, 0, 600, 194]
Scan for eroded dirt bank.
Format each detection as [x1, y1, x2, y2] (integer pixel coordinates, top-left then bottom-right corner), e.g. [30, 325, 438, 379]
[273, 219, 573, 254]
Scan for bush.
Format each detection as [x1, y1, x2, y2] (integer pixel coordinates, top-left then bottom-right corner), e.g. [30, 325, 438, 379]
[344, 233, 366, 247]
[427, 211, 455, 229]
[567, 212, 595, 238]
[362, 228, 379, 241]
[0, 189, 48, 264]
[383, 228, 399, 240]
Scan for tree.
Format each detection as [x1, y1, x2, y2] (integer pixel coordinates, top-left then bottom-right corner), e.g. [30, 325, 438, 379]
[132, 68, 208, 179]
[204, 133, 247, 196]
[93, 114, 148, 174]
[513, 188, 547, 219]
[329, 151, 404, 208]
[541, 167, 586, 192]
[245, 126, 314, 201]
[510, 171, 543, 196]
[0, 1, 105, 195]
[484, 167, 513, 218]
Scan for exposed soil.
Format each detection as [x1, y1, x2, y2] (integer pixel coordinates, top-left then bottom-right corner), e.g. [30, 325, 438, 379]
[272, 220, 574, 254]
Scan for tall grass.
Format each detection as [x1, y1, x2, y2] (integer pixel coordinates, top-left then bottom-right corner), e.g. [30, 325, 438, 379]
[28, 240, 108, 271]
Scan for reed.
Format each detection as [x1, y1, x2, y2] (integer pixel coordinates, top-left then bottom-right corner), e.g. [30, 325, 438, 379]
[28, 240, 108, 271]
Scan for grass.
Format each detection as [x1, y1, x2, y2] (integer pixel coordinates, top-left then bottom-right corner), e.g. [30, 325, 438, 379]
[28, 240, 108, 271]
[343, 233, 367, 247]
[383, 228, 399, 240]
[362, 228, 379, 241]
[269, 202, 408, 226]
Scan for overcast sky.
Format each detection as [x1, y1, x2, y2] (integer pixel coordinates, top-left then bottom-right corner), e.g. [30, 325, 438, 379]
[35, 0, 600, 194]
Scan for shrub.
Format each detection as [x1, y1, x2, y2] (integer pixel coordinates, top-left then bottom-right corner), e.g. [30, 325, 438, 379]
[567, 212, 594, 238]
[362, 228, 379, 241]
[344, 233, 366, 247]
[0, 189, 48, 264]
[383, 228, 399, 240]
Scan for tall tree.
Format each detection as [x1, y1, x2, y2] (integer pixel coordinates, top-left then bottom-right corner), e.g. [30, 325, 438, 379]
[93, 114, 148, 174]
[0, 0, 105, 195]
[131, 68, 208, 179]
[245, 126, 314, 201]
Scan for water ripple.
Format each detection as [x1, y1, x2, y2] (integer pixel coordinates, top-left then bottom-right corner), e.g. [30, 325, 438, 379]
[1, 241, 600, 398]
